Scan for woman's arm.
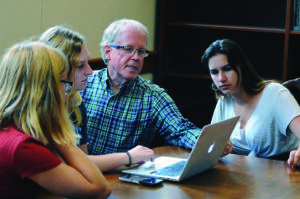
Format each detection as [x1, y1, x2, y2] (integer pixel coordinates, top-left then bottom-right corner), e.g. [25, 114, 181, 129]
[88, 145, 155, 172]
[287, 115, 300, 167]
[29, 144, 111, 199]
[79, 143, 89, 154]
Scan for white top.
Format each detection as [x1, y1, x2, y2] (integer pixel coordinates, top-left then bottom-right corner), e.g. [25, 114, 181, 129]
[211, 83, 300, 157]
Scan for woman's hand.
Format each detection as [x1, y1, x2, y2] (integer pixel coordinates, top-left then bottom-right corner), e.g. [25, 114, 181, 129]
[221, 140, 233, 157]
[287, 116, 300, 168]
[288, 145, 300, 168]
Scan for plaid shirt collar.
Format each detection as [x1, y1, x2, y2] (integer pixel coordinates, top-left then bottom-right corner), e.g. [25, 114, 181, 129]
[102, 68, 137, 93]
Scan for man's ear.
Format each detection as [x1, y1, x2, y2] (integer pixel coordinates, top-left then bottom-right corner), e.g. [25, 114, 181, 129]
[104, 45, 111, 61]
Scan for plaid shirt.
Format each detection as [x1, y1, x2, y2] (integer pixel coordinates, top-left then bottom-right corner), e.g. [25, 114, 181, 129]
[81, 68, 201, 155]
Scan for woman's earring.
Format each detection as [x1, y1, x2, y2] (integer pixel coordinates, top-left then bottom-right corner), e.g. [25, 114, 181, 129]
[212, 83, 219, 91]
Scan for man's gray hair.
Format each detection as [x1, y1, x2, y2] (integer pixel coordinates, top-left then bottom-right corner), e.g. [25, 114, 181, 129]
[99, 19, 149, 65]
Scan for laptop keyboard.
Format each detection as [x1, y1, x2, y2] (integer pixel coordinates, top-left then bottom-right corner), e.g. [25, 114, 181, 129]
[151, 160, 187, 177]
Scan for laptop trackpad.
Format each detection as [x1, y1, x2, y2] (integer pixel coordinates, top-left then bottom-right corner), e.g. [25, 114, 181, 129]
[123, 156, 187, 175]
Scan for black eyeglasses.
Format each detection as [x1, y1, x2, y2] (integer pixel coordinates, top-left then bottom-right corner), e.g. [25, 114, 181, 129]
[110, 45, 150, 57]
[60, 80, 73, 95]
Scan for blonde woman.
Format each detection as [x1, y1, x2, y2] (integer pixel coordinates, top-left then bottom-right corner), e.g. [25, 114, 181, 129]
[39, 25, 155, 172]
[39, 25, 92, 154]
[0, 42, 111, 198]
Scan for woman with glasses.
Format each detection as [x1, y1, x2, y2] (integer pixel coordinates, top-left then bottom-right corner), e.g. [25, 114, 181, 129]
[201, 39, 300, 167]
[39, 25, 93, 154]
[61, 79, 73, 95]
[0, 41, 111, 198]
[39, 25, 155, 171]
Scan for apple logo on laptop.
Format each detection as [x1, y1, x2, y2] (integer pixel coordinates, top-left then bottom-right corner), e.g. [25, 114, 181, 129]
[208, 141, 216, 153]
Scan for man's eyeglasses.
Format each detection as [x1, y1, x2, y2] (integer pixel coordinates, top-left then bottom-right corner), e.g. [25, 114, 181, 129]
[110, 45, 150, 57]
[60, 80, 73, 95]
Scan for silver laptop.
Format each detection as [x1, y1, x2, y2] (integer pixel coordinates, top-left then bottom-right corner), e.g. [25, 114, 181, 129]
[122, 116, 239, 182]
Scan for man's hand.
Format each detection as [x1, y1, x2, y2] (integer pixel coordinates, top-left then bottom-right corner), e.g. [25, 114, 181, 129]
[128, 145, 155, 164]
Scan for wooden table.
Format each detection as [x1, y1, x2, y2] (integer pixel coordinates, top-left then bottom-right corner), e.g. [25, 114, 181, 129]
[106, 146, 300, 199]
[38, 146, 300, 199]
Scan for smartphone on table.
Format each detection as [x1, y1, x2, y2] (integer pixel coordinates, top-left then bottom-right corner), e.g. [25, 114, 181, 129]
[119, 173, 163, 187]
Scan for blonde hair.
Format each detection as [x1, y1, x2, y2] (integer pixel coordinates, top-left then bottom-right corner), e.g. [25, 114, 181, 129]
[39, 25, 85, 126]
[0, 41, 77, 145]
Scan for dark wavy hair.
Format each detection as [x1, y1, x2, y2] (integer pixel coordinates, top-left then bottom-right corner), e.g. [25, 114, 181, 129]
[201, 39, 268, 98]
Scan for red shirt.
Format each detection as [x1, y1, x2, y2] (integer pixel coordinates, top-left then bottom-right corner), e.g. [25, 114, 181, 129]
[0, 125, 62, 198]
